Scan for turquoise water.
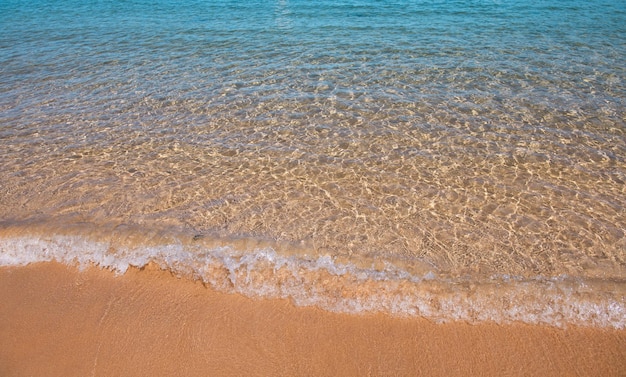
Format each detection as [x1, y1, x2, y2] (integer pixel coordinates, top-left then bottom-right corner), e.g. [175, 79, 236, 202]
[2, 0, 624, 115]
[1, 0, 625, 327]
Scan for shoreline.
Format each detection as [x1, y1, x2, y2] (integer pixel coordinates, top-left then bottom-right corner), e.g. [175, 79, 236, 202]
[2, 225, 624, 329]
[1, 262, 625, 376]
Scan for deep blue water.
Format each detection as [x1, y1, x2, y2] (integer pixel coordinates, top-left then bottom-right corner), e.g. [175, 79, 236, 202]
[2, 0, 625, 107]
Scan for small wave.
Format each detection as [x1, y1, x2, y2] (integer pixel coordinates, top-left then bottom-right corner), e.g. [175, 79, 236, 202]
[0, 230, 624, 329]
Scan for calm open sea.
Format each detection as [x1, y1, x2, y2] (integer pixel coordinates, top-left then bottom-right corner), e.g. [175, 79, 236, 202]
[1, 0, 625, 328]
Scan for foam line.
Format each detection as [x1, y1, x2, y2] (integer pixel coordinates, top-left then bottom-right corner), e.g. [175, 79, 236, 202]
[1, 234, 624, 329]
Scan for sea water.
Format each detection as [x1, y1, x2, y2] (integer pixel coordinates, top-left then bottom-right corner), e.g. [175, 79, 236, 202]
[1, 0, 625, 328]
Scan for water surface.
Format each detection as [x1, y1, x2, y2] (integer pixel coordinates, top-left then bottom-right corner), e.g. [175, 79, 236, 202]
[1, 0, 625, 327]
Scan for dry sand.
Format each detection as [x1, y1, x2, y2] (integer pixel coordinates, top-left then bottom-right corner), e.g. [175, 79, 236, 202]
[1, 262, 624, 376]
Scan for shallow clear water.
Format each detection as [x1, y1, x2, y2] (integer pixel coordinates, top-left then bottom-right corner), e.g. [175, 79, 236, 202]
[1, 0, 625, 327]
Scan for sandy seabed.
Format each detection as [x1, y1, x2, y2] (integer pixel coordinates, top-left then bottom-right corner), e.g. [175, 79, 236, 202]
[0, 262, 624, 376]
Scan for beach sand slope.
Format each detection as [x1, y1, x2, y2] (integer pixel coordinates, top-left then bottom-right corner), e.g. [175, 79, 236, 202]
[1, 262, 624, 376]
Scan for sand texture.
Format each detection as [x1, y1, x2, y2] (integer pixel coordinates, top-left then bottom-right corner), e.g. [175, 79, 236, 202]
[1, 262, 625, 376]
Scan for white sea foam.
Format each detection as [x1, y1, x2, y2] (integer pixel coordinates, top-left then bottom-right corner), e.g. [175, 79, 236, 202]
[1, 233, 624, 329]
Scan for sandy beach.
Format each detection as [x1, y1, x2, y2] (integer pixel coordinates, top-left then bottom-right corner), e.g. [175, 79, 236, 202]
[2, 0, 625, 375]
[1, 262, 624, 376]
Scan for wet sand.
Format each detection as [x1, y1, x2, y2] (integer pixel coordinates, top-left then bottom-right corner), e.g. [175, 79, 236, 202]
[1, 262, 624, 376]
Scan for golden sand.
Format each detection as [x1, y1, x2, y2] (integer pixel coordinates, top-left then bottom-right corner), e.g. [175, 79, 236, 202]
[1, 262, 624, 376]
